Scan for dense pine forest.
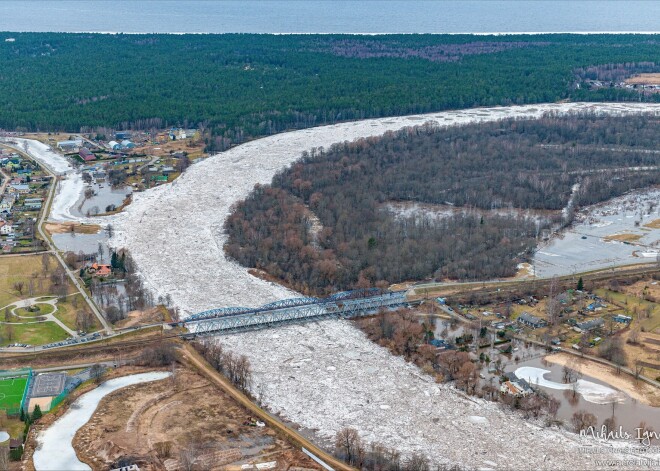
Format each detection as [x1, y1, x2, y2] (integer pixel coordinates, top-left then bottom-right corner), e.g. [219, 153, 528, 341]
[0, 33, 659, 150]
[225, 115, 660, 293]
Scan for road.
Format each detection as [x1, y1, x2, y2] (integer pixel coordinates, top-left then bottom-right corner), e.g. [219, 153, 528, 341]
[182, 343, 354, 471]
[0, 167, 10, 198]
[433, 294, 660, 390]
[33, 359, 126, 373]
[19, 142, 114, 334]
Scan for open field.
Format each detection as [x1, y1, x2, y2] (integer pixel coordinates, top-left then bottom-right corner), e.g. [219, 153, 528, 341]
[52, 296, 99, 332]
[0, 321, 69, 347]
[0, 255, 59, 309]
[625, 73, 660, 85]
[0, 375, 28, 412]
[645, 218, 660, 229]
[44, 222, 101, 235]
[70, 366, 320, 471]
[604, 233, 644, 242]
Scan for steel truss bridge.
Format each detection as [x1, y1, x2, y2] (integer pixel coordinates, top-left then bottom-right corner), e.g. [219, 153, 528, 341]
[182, 289, 409, 336]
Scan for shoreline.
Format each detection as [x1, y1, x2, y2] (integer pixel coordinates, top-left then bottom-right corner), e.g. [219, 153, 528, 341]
[544, 352, 660, 407]
[3, 31, 660, 36]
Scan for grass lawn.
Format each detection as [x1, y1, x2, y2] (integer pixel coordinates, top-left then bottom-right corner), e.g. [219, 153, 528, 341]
[53, 297, 99, 332]
[15, 303, 55, 317]
[594, 288, 660, 332]
[0, 375, 28, 413]
[0, 254, 64, 309]
[0, 321, 69, 347]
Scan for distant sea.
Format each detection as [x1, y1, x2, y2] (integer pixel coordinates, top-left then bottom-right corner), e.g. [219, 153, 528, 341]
[0, 0, 659, 34]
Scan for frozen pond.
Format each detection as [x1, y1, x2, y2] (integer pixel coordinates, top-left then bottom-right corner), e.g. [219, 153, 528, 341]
[51, 230, 111, 263]
[33, 371, 170, 471]
[535, 188, 660, 277]
[72, 182, 132, 218]
[515, 366, 626, 404]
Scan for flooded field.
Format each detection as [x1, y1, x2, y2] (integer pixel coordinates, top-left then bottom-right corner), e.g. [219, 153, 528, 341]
[534, 188, 660, 277]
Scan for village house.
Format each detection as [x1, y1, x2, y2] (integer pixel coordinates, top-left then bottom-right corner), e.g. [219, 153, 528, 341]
[612, 314, 632, 324]
[576, 318, 604, 332]
[9, 183, 30, 194]
[89, 263, 112, 277]
[517, 312, 547, 329]
[0, 224, 14, 235]
[500, 372, 533, 397]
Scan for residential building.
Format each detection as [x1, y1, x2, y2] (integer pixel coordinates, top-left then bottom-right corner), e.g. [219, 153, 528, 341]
[517, 312, 547, 329]
[612, 314, 632, 323]
[576, 318, 604, 332]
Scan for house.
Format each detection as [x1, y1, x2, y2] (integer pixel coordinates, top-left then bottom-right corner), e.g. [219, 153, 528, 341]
[107, 141, 121, 151]
[115, 131, 131, 140]
[161, 166, 175, 174]
[89, 263, 112, 277]
[500, 372, 533, 396]
[429, 339, 452, 350]
[9, 183, 30, 194]
[24, 201, 42, 210]
[57, 139, 82, 152]
[613, 314, 632, 324]
[517, 312, 547, 329]
[586, 302, 606, 312]
[576, 318, 604, 332]
[79, 148, 96, 162]
[0, 224, 13, 235]
[121, 140, 135, 149]
[500, 380, 532, 397]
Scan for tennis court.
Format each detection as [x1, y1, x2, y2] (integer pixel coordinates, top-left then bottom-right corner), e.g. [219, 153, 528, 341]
[0, 375, 29, 413]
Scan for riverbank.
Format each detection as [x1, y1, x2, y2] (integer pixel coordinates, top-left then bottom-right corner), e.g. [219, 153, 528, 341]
[544, 352, 660, 407]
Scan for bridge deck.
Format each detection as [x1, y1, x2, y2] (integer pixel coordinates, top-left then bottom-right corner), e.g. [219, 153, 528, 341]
[185, 291, 408, 336]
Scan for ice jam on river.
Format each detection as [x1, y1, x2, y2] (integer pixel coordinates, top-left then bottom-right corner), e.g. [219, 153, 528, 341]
[29, 102, 660, 469]
[33, 372, 170, 471]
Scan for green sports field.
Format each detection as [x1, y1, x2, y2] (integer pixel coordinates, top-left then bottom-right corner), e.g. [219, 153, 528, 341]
[0, 376, 28, 413]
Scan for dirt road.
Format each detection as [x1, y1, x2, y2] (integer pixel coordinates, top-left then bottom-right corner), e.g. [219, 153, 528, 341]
[181, 343, 354, 471]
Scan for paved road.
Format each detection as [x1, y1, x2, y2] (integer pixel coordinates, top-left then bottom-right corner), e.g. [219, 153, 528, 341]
[34, 359, 127, 373]
[25, 143, 113, 334]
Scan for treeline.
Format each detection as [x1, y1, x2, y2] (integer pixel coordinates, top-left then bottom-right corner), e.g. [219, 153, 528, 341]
[1, 33, 660, 150]
[225, 114, 660, 292]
